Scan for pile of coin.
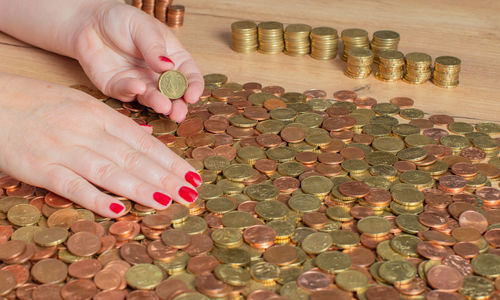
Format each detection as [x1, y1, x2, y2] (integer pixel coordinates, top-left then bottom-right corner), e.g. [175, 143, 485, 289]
[370, 30, 400, 63]
[432, 56, 461, 88]
[167, 5, 185, 28]
[257, 22, 285, 54]
[141, 0, 155, 16]
[403, 52, 433, 84]
[345, 48, 374, 79]
[375, 50, 405, 81]
[340, 28, 370, 61]
[284, 24, 312, 56]
[310, 27, 339, 60]
[154, 0, 171, 23]
[231, 21, 258, 53]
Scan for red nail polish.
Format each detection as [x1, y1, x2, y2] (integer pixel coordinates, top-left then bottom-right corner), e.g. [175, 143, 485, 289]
[159, 56, 175, 66]
[140, 124, 153, 128]
[179, 186, 198, 203]
[109, 203, 124, 214]
[185, 171, 202, 187]
[153, 192, 172, 206]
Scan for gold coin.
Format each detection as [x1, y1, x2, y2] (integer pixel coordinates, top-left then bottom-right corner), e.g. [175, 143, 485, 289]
[158, 70, 188, 99]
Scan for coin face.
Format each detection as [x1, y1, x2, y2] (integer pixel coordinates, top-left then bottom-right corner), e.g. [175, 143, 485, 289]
[158, 70, 188, 99]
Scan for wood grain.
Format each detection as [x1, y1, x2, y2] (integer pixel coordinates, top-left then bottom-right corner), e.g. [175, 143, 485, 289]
[1, 0, 499, 122]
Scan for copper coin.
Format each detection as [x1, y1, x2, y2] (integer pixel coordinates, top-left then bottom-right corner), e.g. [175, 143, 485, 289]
[394, 277, 426, 296]
[146, 240, 177, 262]
[295, 151, 318, 165]
[354, 96, 377, 108]
[214, 133, 233, 146]
[485, 209, 500, 225]
[409, 118, 434, 129]
[119, 243, 152, 265]
[256, 133, 282, 147]
[340, 147, 365, 160]
[273, 176, 300, 193]
[16, 283, 37, 300]
[0, 175, 20, 189]
[360, 233, 392, 249]
[448, 202, 477, 220]
[485, 229, 500, 247]
[1, 264, 28, 288]
[243, 225, 277, 249]
[389, 97, 414, 108]
[31, 259, 67, 284]
[458, 210, 488, 233]
[155, 278, 189, 300]
[0, 225, 13, 244]
[365, 285, 399, 300]
[94, 268, 122, 290]
[263, 244, 298, 266]
[452, 227, 482, 244]
[247, 290, 278, 300]
[157, 134, 176, 146]
[93, 290, 127, 300]
[418, 212, 448, 229]
[214, 145, 237, 161]
[423, 127, 450, 141]
[318, 152, 344, 164]
[333, 90, 357, 101]
[476, 187, 500, 205]
[32, 283, 62, 300]
[429, 114, 455, 125]
[44, 192, 73, 208]
[0, 240, 26, 260]
[184, 233, 213, 256]
[187, 255, 220, 275]
[443, 254, 473, 276]
[60, 279, 97, 300]
[263, 98, 287, 110]
[310, 288, 351, 300]
[338, 181, 370, 198]
[109, 221, 134, 238]
[427, 264, 463, 292]
[460, 147, 486, 162]
[280, 126, 305, 143]
[6, 182, 36, 198]
[323, 116, 348, 131]
[344, 246, 375, 267]
[68, 259, 102, 279]
[161, 229, 191, 249]
[297, 270, 331, 291]
[426, 290, 466, 300]
[352, 133, 374, 145]
[67, 231, 101, 257]
[303, 89, 326, 99]
[302, 212, 328, 229]
[364, 188, 391, 207]
[421, 230, 456, 246]
[326, 106, 350, 116]
[243, 106, 270, 121]
[262, 85, 285, 96]
[254, 159, 277, 174]
[439, 175, 467, 194]
[191, 147, 216, 161]
[330, 129, 354, 141]
[242, 82, 262, 92]
[71, 219, 104, 237]
[453, 242, 479, 259]
[417, 241, 453, 260]
[451, 162, 478, 177]
[475, 163, 500, 179]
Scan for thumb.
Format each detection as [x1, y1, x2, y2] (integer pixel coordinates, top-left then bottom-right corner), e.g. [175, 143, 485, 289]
[132, 22, 175, 73]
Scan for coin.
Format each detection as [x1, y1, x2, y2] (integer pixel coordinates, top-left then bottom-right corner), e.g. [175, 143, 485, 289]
[158, 70, 188, 99]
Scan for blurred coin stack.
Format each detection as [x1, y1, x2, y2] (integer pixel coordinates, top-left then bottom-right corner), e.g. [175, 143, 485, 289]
[141, 0, 155, 16]
[167, 5, 185, 27]
[258, 21, 285, 54]
[154, 0, 171, 23]
[310, 26, 338, 60]
[284, 24, 312, 56]
[340, 28, 370, 61]
[231, 21, 258, 53]
[132, 0, 142, 9]
[345, 48, 374, 79]
[371, 30, 400, 63]
[375, 50, 405, 81]
[432, 56, 461, 88]
[403, 52, 432, 84]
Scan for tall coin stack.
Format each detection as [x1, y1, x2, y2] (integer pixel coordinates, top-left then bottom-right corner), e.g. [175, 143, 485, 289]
[132, 0, 142, 9]
[375, 50, 405, 81]
[231, 21, 258, 53]
[257, 22, 285, 54]
[345, 48, 374, 79]
[284, 24, 312, 56]
[341, 28, 370, 61]
[154, 0, 171, 23]
[371, 30, 400, 63]
[141, 0, 155, 16]
[404, 52, 432, 84]
[167, 5, 185, 27]
[310, 27, 338, 60]
[432, 56, 461, 88]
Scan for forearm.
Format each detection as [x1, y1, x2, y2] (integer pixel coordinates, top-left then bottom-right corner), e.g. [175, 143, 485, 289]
[0, 0, 106, 58]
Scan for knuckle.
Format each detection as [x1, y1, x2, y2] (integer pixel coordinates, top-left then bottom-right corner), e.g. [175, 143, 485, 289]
[92, 162, 116, 182]
[122, 150, 143, 170]
[61, 176, 86, 197]
[136, 134, 157, 154]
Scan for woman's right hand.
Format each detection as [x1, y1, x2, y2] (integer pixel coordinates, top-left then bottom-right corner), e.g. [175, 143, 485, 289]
[0, 73, 201, 218]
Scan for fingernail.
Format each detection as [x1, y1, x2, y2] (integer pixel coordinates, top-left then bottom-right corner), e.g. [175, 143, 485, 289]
[179, 186, 198, 203]
[185, 171, 202, 187]
[140, 124, 153, 128]
[159, 56, 175, 66]
[109, 203, 124, 214]
[153, 192, 172, 206]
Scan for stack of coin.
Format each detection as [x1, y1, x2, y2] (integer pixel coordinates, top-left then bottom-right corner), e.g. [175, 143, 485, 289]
[257, 21, 284, 54]
[371, 30, 400, 63]
[375, 50, 405, 81]
[131, 0, 142, 9]
[231, 21, 258, 53]
[167, 5, 185, 28]
[154, 0, 171, 23]
[141, 0, 155, 16]
[344, 48, 374, 79]
[432, 56, 461, 88]
[284, 24, 312, 56]
[310, 26, 338, 60]
[340, 28, 370, 61]
[404, 52, 432, 84]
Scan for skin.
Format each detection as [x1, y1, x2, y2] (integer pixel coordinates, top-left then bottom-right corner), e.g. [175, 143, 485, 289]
[0, 0, 204, 217]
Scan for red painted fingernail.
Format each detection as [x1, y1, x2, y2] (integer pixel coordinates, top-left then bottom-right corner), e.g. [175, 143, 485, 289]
[140, 124, 153, 128]
[109, 203, 124, 214]
[153, 192, 172, 206]
[185, 171, 202, 187]
[159, 56, 175, 66]
[179, 186, 198, 203]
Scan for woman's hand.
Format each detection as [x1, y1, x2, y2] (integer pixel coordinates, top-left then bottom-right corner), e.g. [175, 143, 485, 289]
[0, 73, 201, 218]
[73, 1, 203, 122]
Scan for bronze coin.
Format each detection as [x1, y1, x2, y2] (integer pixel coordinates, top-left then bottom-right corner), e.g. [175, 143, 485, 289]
[186, 255, 220, 275]
[338, 181, 371, 198]
[119, 243, 153, 265]
[389, 97, 414, 108]
[67, 231, 101, 257]
[68, 259, 102, 279]
[60, 279, 97, 300]
[263, 244, 298, 266]
[333, 90, 357, 102]
[426, 265, 464, 292]
[365, 285, 399, 300]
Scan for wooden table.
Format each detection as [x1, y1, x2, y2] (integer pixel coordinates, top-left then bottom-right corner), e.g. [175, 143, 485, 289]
[1, 0, 499, 123]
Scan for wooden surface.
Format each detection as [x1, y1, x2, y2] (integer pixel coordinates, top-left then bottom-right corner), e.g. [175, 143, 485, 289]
[1, 0, 499, 123]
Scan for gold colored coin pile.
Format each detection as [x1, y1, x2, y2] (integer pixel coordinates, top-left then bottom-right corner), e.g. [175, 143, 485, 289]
[310, 26, 339, 60]
[284, 24, 312, 56]
[258, 22, 285, 54]
[345, 48, 374, 79]
[432, 56, 461, 88]
[404, 52, 433, 84]
[231, 21, 258, 53]
[370, 30, 400, 63]
[341, 28, 370, 61]
[375, 50, 405, 81]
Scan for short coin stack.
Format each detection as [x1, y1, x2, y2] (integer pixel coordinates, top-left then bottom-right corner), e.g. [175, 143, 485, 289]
[231, 21, 258, 53]
[432, 56, 461, 88]
[166, 5, 185, 28]
[375, 50, 405, 81]
[141, 0, 155, 16]
[345, 48, 374, 79]
[310, 26, 339, 60]
[403, 52, 432, 84]
[370, 30, 400, 63]
[284, 24, 312, 56]
[340, 28, 370, 61]
[154, 0, 171, 23]
[132, 0, 142, 9]
[257, 22, 285, 54]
